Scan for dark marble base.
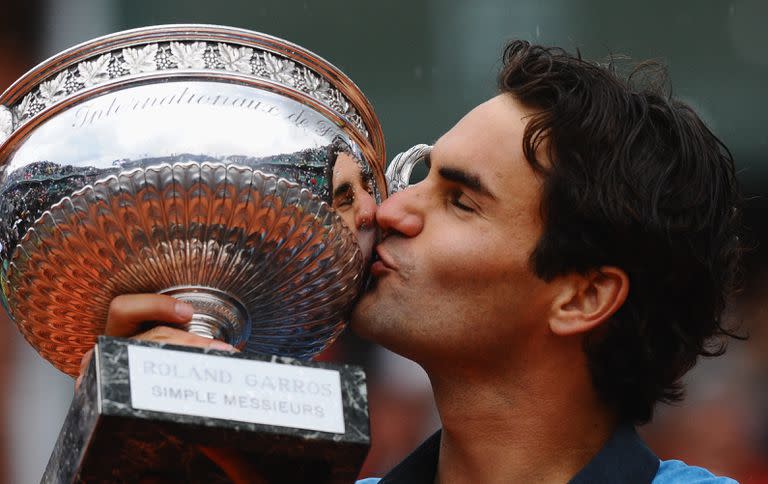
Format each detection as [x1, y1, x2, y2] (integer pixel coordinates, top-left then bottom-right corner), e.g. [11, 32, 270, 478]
[43, 336, 370, 483]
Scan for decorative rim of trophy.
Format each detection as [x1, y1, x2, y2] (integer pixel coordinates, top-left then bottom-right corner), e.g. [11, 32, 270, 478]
[0, 25, 389, 376]
[0, 24, 385, 182]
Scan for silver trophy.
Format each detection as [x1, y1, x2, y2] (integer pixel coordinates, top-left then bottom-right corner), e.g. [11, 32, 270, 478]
[0, 25, 409, 482]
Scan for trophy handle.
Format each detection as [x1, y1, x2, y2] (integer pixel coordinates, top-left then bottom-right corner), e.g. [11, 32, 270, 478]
[385, 144, 432, 195]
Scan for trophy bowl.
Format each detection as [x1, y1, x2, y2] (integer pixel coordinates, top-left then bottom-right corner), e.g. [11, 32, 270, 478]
[0, 24, 386, 377]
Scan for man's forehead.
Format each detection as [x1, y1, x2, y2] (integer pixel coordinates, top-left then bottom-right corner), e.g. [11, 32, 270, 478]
[432, 94, 533, 178]
[334, 153, 361, 175]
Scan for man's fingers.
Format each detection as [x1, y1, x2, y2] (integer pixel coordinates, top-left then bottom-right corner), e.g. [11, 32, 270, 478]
[132, 325, 236, 352]
[81, 296, 236, 391]
[106, 294, 194, 337]
[80, 348, 93, 374]
[76, 326, 235, 390]
[75, 348, 94, 391]
[105, 292, 237, 351]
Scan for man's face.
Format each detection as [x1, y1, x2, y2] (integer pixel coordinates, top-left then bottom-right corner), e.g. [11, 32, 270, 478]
[352, 95, 557, 369]
[331, 152, 377, 263]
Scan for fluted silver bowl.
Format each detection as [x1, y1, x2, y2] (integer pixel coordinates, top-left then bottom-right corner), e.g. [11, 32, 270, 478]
[0, 25, 387, 376]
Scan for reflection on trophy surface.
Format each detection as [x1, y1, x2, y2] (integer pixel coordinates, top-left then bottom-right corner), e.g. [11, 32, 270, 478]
[330, 143, 377, 264]
[0, 24, 393, 482]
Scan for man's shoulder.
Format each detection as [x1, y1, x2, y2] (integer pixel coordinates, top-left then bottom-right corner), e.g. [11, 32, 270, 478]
[652, 460, 738, 484]
[357, 461, 738, 484]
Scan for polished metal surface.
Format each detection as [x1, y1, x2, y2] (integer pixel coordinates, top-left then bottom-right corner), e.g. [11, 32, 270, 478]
[386, 144, 432, 195]
[0, 25, 386, 376]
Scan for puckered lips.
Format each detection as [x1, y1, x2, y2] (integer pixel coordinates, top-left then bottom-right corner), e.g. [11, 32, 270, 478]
[370, 245, 397, 277]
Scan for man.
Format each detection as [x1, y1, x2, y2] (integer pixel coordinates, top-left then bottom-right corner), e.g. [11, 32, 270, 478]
[97, 40, 741, 483]
[354, 41, 740, 483]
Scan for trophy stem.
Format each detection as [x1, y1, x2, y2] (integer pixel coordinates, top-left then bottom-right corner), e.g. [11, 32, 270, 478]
[158, 287, 250, 348]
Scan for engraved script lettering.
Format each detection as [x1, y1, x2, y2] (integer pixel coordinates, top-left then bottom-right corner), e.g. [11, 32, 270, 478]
[71, 86, 283, 129]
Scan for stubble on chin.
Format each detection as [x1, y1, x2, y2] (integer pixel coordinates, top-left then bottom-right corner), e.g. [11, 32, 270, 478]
[350, 246, 414, 338]
[349, 286, 378, 338]
[349, 280, 400, 343]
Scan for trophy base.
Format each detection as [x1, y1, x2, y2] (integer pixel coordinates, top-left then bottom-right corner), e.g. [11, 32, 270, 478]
[42, 336, 370, 483]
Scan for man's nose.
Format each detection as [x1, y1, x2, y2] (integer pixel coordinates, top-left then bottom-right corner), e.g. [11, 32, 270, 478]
[355, 192, 376, 231]
[375, 186, 424, 237]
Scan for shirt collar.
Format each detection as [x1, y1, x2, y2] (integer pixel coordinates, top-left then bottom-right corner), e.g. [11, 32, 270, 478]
[378, 430, 440, 483]
[378, 425, 659, 484]
[568, 424, 659, 484]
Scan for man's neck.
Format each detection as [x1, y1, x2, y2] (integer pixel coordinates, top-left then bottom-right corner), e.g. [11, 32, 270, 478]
[426, 348, 618, 484]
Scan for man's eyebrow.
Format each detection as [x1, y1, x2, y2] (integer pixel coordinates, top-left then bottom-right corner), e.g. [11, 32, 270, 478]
[438, 166, 497, 200]
[357, 167, 371, 188]
[332, 182, 352, 199]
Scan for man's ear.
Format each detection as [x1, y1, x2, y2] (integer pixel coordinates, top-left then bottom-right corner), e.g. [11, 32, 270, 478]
[548, 267, 629, 336]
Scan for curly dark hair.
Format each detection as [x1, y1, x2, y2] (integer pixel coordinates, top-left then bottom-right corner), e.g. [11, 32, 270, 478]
[498, 40, 743, 424]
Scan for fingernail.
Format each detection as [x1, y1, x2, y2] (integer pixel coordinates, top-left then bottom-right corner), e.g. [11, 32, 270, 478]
[175, 301, 195, 320]
[80, 349, 93, 369]
[207, 340, 236, 352]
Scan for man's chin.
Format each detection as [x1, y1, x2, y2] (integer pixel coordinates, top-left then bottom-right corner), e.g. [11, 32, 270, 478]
[349, 292, 370, 325]
[348, 288, 379, 338]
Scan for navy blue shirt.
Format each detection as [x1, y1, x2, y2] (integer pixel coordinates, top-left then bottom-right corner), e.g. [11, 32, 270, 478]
[357, 426, 737, 483]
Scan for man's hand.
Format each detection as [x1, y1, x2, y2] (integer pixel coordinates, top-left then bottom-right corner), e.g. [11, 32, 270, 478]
[106, 293, 236, 349]
[76, 293, 236, 389]
[76, 294, 259, 481]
